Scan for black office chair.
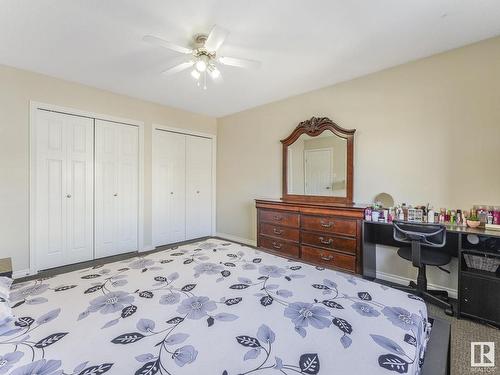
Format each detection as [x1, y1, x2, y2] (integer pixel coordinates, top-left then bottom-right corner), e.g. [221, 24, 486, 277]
[392, 220, 454, 316]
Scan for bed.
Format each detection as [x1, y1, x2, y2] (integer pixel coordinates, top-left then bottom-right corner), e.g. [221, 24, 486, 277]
[1, 239, 432, 375]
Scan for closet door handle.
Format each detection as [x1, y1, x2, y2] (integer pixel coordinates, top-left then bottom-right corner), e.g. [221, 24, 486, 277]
[113, 193, 118, 197]
[196, 190, 200, 194]
[66, 194, 71, 198]
[319, 237, 332, 245]
[170, 192, 174, 195]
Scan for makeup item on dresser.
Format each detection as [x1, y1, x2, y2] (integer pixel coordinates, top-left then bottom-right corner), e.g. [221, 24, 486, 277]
[398, 206, 404, 221]
[407, 207, 424, 222]
[428, 208, 435, 223]
[402, 204, 409, 221]
[439, 209, 445, 223]
[387, 207, 394, 223]
[450, 210, 456, 224]
[445, 210, 451, 222]
[456, 209, 462, 225]
[383, 209, 389, 223]
[487, 207, 494, 224]
[365, 207, 372, 221]
[407, 208, 416, 222]
[474, 205, 488, 224]
[415, 208, 424, 222]
[493, 206, 500, 224]
[371, 210, 380, 222]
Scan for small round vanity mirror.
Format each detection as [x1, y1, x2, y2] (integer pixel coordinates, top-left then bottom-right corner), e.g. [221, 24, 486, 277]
[374, 192, 395, 208]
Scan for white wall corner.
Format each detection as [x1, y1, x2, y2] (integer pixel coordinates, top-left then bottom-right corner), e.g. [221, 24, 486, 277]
[376, 270, 458, 299]
[215, 233, 257, 247]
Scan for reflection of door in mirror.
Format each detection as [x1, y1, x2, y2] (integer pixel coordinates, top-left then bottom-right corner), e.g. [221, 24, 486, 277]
[288, 133, 347, 197]
[304, 148, 333, 195]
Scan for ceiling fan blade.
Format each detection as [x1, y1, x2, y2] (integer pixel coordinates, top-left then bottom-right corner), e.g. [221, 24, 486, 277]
[218, 56, 261, 69]
[143, 35, 193, 54]
[161, 61, 194, 76]
[204, 25, 229, 51]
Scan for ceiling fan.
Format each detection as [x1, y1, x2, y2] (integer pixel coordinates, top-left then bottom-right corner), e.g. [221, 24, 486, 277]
[143, 25, 261, 89]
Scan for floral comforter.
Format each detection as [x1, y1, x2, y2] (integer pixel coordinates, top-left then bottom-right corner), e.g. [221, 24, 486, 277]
[1, 239, 430, 375]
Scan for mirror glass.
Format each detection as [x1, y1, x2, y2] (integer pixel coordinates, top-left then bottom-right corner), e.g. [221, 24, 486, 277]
[287, 132, 347, 197]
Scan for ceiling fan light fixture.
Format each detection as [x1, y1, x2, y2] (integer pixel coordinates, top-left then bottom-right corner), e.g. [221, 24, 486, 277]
[190, 69, 201, 80]
[143, 24, 262, 90]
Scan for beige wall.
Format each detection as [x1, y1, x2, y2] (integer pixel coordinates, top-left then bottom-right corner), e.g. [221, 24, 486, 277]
[216, 36, 500, 293]
[0, 64, 216, 273]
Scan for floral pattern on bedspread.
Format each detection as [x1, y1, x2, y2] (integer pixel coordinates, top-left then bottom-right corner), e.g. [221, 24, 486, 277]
[1, 239, 430, 375]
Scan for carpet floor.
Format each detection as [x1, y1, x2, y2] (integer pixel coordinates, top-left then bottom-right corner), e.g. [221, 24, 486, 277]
[427, 303, 499, 375]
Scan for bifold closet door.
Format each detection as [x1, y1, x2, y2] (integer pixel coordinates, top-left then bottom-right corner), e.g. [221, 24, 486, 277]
[153, 131, 186, 246]
[35, 110, 94, 270]
[95, 120, 139, 258]
[186, 136, 212, 239]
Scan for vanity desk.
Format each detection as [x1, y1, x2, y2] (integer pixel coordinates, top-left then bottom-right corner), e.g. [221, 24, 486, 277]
[255, 116, 367, 274]
[363, 221, 500, 326]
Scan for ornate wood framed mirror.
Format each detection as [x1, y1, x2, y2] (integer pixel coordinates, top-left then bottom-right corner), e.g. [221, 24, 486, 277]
[281, 116, 355, 204]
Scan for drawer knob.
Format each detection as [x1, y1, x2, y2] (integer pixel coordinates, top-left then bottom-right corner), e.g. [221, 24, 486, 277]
[273, 215, 283, 221]
[272, 241, 282, 249]
[319, 237, 333, 245]
[320, 254, 334, 261]
[320, 221, 334, 228]
[273, 228, 284, 235]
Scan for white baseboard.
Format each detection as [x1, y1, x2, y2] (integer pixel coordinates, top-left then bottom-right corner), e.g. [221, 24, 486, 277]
[12, 269, 35, 279]
[215, 233, 257, 247]
[376, 271, 457, 299]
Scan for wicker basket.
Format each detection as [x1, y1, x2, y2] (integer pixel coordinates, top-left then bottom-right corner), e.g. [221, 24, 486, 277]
[463, 253, 500, 273]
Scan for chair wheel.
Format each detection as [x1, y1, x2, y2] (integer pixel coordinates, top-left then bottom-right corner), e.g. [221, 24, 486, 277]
[445, 307, 454, 317]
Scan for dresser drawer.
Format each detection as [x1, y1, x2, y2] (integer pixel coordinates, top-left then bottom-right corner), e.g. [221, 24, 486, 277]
[260, 222, 300, 242]
[301, 231, 357, 254]
[259, 235, 300, 257]
[259, 209, 299, 228]
[301, 215, 357, 236]
[301, 245, 356, 272]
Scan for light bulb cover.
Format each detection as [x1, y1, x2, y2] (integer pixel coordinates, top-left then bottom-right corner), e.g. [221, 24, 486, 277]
[191, 69, 201, 80]
[209, 67, 221, 79]
[195, 60, 207, 72]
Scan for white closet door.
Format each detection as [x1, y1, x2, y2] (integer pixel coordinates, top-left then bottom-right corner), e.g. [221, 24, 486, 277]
[35, 110, 94, 270]
[186, 136, 212, 239]
[153, 130, 186, 246]
[95, 120, 138, 258]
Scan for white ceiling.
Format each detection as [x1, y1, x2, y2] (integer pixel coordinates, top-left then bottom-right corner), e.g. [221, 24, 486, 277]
[1, 1, 500, 117]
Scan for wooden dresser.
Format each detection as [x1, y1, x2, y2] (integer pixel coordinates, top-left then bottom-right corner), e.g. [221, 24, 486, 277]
[256, 199, 366, 274]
